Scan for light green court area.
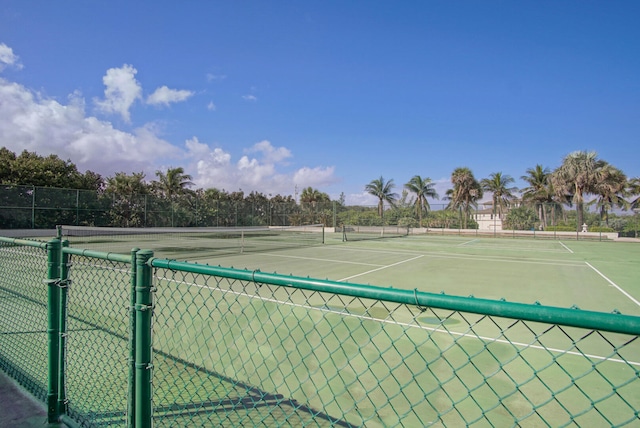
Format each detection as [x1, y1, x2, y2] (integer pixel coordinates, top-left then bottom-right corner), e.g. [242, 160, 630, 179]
[140, 234, 640, 426]
[3, 232, 638, 426]
[154, 233, 640, 317]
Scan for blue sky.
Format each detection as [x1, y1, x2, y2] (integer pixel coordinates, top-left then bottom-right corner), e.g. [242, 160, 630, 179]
[1, 1, 638, 205]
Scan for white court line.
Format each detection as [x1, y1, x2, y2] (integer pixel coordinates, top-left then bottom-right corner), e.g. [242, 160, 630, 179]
[157, 274, 640, 368]
[421, 253, 585, 268]
[327, 245, 585, 268]
[338, 255, 424, 282]
[585, 262, 640, 307]
[458, 239, 479, 246]
[559, 242, 574, 253]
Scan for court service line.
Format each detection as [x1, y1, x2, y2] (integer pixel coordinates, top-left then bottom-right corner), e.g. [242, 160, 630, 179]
[328, 245, 583, 266]
[559, 241, 574, 253]
[458, 239, 479, 246]
[585, 262, 640, 307]
[338, 255, 424, 282]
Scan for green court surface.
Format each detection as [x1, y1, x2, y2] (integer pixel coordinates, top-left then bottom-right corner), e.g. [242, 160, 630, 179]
[3, 232, 639, 426]
[148, 233, 640, 317]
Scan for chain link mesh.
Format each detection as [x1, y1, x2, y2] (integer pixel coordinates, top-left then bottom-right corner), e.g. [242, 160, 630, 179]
[63, 254, 132, 426]
[0, 240, 49, 402]
[1, 238, 639, 426]
[151, 266, 640, 427]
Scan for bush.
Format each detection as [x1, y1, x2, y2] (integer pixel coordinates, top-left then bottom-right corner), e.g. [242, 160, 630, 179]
[589, 226, 615, 233]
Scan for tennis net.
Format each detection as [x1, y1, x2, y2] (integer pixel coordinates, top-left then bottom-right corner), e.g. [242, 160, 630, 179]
[341, 225, 409, 242]
[58, 224, 325, 258]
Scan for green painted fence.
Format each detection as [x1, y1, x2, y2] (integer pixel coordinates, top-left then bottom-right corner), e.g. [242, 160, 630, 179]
[0, 235, 639, 426]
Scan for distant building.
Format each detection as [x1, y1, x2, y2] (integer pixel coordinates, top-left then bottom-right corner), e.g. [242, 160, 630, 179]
[474, 200, 521, 231]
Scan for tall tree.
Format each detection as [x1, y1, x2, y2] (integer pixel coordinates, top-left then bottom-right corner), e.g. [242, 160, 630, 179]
[106, 172, 149, 195]
[105, 172, 150, 227]
[299, 187, 329, 209]
[446, 167, 483, 229]
[1, 148, 103, 190]
[589, 164, 628, 225]
[550, 151, 608, 230]
[480, 172, 517, 219]
[154, 167, 194, 200]
[520, 165, 553, 227]
[365, 176, 398, 218]
[629, 177, 640, 210]
[0, 147, 17, 183]
[404, 175, 439, 227]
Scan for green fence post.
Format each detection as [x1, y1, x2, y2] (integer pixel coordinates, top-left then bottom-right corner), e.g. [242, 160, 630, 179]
[46, 237, 61, 423]
[57, 240, 70, 417]
[128, 248, 140, 427]
[135, 250, 154, 428]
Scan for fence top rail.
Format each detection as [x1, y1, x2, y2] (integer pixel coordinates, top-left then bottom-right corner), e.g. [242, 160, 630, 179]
[62, 246, 135, 264]
[0, 235, 49, 249]
[151, 257, 640, 336]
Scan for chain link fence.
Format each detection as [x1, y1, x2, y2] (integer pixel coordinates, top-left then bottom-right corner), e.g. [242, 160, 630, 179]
[4, 184, 639, 238]
[62, 249, 135, 426]
[1, 236, 639, 426]
[0, 238, 49, 404]
[149, 261, 640, 427]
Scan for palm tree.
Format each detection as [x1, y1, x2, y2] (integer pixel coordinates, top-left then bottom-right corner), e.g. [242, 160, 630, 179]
[299, 187, 329, 209]
[446, 167, 483, 229]
[550, 151, 607, 231]
[154, 167, 194, 226]
[628, 177, 640, 210]
[480, 172, 517, 219]
[154, 167, 194, 200]
[365, 176, 398, 219]
[589, 164, 628, 225]
[404, 175, 439, 227]
[520, 165, 553, 227]
[105, 172, 149, 227]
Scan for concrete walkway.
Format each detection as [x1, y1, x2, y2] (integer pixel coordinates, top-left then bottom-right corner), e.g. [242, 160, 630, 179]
[0, 370, 61, 427]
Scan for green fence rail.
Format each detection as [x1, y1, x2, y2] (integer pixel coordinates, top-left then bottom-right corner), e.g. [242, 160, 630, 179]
[0, 235, 639, 426]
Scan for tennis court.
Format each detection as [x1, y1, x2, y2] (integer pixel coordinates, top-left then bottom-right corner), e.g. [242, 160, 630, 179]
[65, 227, 639, 316]
[144, 232, 640, 426]
[2, 229, 639, 426]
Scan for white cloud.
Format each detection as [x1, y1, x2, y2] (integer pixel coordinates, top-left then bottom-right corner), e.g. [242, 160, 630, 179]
[93, 64, 142, 122]
[242, 94, 257, 101]
[0, 77, 179, 176]
[187, 140, 336, 195]
[207, 101, 216, 111]
[0, 47, 337, 196]
[147, 85, 194, 106]
[206, 73, 226, 82]
[0, 43, 23, 71]
[0, 73, 337, 194]
[347, 191, 378, 206]
[245, 140, 291, 163]
[292, 166, 336, 187]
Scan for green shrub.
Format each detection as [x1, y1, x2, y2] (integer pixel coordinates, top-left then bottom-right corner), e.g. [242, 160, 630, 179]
[589, 226, 615, 233]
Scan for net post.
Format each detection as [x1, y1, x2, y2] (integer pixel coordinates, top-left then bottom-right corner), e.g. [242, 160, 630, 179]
[46, 237, 62, 423]
[134, 249, 154, 428]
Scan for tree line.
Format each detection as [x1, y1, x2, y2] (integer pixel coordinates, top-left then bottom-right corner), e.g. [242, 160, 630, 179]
[1, 147, 639, 232]
[365, 150, 639, 232]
